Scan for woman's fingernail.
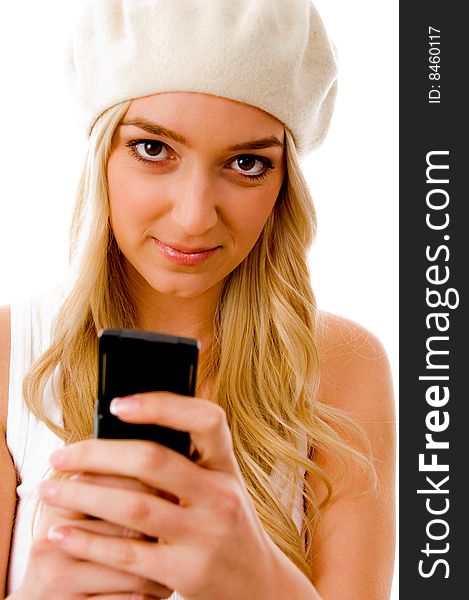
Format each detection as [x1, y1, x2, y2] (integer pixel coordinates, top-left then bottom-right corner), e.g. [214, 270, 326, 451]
[40, 480, 60, 499]
[47, 525, 70, 542]
[110, 397, 138, 415]
[50, 446, 69, 467]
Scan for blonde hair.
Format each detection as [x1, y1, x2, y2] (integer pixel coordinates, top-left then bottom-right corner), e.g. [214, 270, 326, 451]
[24, 100, 374, 578]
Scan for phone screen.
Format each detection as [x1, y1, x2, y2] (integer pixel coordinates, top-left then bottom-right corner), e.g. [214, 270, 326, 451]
[94, 328, 200, 457]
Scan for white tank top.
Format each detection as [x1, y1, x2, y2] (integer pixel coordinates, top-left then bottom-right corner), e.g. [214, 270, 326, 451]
[6, 288, 306, 598]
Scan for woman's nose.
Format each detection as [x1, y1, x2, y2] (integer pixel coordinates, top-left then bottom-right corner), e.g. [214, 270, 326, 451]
[170, 166, 218, 236]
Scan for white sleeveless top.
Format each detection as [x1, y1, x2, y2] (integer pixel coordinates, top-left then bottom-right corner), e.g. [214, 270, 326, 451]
[6, 288, 306, 598]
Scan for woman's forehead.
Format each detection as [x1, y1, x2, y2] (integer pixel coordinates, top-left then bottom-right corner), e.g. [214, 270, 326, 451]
[121, 92, 285, 148]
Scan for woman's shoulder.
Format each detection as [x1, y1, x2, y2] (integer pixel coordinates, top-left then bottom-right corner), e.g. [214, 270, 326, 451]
[314, 310, 394, 418]
[307, 322, 396, 598]
[315, 310, 389, 361]
[0, 305, 11, 432]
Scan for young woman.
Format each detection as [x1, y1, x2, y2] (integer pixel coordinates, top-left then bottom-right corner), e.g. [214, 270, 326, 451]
[0, 1, 395, 598]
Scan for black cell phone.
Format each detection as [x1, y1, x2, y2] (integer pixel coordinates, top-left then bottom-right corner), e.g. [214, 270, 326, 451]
[94, 328, 200, 457]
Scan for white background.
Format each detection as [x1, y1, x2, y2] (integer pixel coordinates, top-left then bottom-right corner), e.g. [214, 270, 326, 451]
[0, 1, 398, 597]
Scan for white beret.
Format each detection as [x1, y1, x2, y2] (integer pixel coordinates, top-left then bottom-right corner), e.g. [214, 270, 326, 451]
[65, 0, 338, 155]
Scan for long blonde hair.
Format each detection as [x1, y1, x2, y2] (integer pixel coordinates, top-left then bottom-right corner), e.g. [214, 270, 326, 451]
[24, 100, 374, 578]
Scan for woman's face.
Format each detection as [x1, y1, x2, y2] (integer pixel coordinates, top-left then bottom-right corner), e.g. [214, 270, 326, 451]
[107, 92, 285, 299]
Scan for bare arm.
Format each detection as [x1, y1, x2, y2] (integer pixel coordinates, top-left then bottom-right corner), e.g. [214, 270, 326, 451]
[0, 306, 18, 599]
[307, 312, 396, 599]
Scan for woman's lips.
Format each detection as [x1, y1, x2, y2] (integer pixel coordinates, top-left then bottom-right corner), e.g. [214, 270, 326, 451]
[153, 238, 219, 266]
[161, 240, 215, 253]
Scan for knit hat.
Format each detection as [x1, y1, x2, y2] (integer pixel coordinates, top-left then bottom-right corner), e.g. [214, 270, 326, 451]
[65, 0, 338, 156]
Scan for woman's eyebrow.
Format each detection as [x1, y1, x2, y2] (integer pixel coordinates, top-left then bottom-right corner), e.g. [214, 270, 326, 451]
[120, 119, 284, 151]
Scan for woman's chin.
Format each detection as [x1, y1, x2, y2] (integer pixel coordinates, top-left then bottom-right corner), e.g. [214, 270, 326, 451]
[146, 274, 224, 300]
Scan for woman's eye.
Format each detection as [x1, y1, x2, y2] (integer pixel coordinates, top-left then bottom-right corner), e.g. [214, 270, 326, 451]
[229, 155, 270, 178]
[125, 142, 273, 180]
[126, 140, 171, 162]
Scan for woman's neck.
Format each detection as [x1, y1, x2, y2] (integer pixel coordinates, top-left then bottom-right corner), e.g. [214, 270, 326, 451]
[124, 262, 222, 355]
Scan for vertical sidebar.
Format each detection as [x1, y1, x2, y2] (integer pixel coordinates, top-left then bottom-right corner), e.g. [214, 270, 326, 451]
[400, 3, 467, 596]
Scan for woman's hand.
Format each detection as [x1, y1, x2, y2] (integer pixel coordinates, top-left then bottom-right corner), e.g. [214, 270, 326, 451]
[39, 392, 286, 600]
[35, 472, 161, 541]
[15, 474, 174, 599]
